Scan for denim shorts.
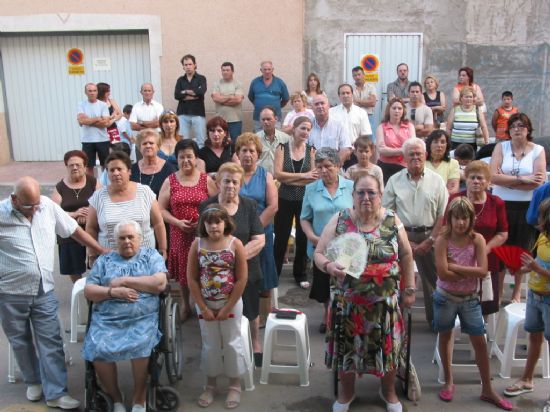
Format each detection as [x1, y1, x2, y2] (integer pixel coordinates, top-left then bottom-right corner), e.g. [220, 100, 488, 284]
[432, 288, 485, 336]
[524, 290, 550, 340]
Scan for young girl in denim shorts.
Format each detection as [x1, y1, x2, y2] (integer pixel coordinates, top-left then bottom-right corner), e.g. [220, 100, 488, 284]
[504, 198, 550, 412]
[434, 197, 512, 410]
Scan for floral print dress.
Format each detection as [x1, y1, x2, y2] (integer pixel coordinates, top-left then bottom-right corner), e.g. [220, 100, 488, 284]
[325, 208, 404, 377]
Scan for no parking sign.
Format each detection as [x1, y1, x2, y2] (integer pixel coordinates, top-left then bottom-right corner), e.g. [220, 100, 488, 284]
[67, 48, 85, 75]
[360, 54, 379, 82]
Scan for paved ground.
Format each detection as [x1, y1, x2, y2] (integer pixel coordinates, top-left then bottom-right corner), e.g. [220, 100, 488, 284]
[0, 163, 549, 411]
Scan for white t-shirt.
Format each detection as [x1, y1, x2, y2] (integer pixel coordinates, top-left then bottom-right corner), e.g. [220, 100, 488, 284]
[77, 100, 110, 143]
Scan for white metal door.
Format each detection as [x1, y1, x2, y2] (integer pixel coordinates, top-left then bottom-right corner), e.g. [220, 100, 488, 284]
[0, 32, 151, 161]
[344, 33, 423, 128]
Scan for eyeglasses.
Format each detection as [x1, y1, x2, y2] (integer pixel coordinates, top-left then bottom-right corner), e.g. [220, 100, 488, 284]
[67, 163, 83, 169]
[19, 202, 41, 210]
[355, 190, 379, 199]
[510, 123, 526, 130]
[410, 108, 416, 121]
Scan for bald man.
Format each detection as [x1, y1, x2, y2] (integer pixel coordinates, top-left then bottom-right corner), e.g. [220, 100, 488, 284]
[0, 177, 108, 409]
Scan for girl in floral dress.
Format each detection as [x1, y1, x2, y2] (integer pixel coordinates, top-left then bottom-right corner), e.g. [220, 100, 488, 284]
[187, 204, 248, 409]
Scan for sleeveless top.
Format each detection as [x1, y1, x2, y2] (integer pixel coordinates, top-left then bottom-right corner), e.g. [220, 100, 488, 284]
[278, 142, 312, 201]
[436, 239, 478, 294]
[495, 106, 519, 140]
[379, 121, 412, 166]
[198, 236, 236, 302]
[335, 208, 400, 295]
[56, 175, 97, 244]
[240, 166, 268, 214]
[424, 91, 443, 122]
[450, 106, 478, 144]
[492, 141, 543, 202]
[529, 234, 550, 294]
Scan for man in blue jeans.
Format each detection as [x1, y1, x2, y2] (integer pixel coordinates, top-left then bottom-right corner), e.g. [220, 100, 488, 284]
[0, 177, 108, 409]
[174, 54, 207, 147]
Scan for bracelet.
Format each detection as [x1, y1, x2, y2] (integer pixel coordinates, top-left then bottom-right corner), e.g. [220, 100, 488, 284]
[107, 287, 113, 298]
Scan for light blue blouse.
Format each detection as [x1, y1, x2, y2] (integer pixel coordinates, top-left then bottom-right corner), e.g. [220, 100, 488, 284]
[300, 177, 354, 258]
[82, 248, 167, 362]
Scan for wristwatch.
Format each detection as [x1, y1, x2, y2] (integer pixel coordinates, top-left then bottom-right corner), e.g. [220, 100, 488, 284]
[403, 287, 416, 296]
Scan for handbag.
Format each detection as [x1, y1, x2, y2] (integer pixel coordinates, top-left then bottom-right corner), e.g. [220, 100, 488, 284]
[480, 273, 494, 302]
[107, 125, 121, 143]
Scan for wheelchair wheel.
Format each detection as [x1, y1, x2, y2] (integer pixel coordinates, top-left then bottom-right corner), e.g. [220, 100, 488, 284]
[85, 389, 114, 412]
[165, 301, 183, 383]
[154, 386, 180, 412]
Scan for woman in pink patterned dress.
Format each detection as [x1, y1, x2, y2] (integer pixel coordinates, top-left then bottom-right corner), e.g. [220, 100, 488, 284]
[158, 139, 217, 321]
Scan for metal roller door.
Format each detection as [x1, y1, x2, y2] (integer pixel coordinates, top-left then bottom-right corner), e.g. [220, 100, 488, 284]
[0, 31, 150, 161]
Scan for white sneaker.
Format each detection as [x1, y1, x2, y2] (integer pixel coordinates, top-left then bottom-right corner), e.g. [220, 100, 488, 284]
[46, 394, 81, 409]
[131, 403, 146, 412]
[114, 402, 127, 412]
[26, 384, 42, 401]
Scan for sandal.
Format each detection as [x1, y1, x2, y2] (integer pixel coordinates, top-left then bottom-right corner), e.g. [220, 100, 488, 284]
[503, 381, 534, 397]
[480, 395, 513, 411]
[198, 385, 216, 408]
[298, 280, 311, 289]
[225, 386, 241, 409]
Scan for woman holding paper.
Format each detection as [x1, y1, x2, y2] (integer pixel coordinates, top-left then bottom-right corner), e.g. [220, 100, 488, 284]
[314, 173, 415, 412]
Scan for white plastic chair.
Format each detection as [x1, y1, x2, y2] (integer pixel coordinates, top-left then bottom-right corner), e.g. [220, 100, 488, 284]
[260, 311, 310, 386]
[492, 302, 550, 379]
[240, 316, 255, 391]
[70, 277, 88, 343]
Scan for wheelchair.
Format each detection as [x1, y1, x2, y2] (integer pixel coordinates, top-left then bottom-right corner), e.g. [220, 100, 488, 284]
[85, 284, 183, 412]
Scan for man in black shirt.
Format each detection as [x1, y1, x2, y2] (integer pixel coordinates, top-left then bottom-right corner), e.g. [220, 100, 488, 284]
[174, 54, 207, 148]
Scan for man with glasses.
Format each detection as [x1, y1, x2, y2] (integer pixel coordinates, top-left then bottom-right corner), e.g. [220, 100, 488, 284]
[382, 138, 448, 327]
[405, 82, 434, 138]
[0, 177, 108, 409]
[248, 60, 289, 131]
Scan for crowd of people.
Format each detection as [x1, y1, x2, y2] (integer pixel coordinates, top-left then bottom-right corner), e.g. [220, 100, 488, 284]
[0, 56, 549, 412]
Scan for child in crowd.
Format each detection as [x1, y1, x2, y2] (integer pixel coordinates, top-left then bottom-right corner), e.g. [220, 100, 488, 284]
[452, 143, 476, 189]
[344, 135, 384, 189]
[434, 197, 513, 410]
[187, 205, 248, 409]
[491, 91, 519, 141]
[117, 104, 136, 162]
[503, 198, 550, 412]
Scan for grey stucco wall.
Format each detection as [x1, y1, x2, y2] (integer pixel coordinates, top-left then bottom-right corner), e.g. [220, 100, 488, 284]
[305, 0, 550, 137]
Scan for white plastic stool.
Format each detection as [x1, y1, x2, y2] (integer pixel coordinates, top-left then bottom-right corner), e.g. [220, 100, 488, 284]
[260, 311, 310, 386]
[433, 316, 478, 384]
[240, 316, 255, 391]
[8, 343, 18, 383]
[70, 277, 88, 343]
[492, 302, 550, 379]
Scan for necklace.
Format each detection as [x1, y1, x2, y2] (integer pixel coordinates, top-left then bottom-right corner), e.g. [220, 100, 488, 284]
[511, 149, 525, 176]
[290, 143, 306, 173]
[474, 201, 485, 219]
[72, 187, 83, 199]
[139, 171, 155, 187]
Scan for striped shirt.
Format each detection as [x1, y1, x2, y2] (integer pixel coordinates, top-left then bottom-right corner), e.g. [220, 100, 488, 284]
[450, 106, 478, 144]
[88, 184, 156, 249]
[0, 196, 77, 295]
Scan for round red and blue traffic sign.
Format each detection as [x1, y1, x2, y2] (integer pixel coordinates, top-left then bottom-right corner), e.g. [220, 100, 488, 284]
[361, 54, 379, 73]
[67, 48, 84, 65]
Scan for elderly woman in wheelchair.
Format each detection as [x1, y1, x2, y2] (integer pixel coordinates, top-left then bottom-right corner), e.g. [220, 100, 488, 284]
[82, 219, 167, 412]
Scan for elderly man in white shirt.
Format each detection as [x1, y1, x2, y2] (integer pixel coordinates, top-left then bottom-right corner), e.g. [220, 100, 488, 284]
[0, 177, 107, 409]
[129, 83, 164, 133]
[309, 94, 352, 165]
